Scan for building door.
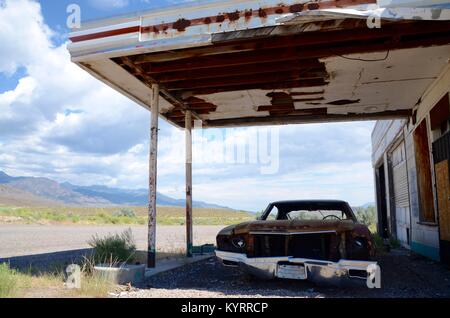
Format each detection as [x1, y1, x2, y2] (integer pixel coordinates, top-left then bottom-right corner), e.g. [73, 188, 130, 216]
[391, 141, 411, 248]
[376, 164, 389, 238]
[433, 132, 450, 265]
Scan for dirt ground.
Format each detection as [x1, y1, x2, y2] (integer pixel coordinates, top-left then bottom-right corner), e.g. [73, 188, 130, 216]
[119, 249, 450, 298]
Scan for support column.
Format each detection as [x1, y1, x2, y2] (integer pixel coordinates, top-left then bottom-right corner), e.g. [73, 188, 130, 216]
[148, 84, 159, 268]
[185, 110, 193, 258]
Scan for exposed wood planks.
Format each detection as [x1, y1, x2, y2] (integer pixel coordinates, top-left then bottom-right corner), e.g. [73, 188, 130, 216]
[134, 20, 450, 64]
[153, 60, 325, 82]
[436, 160, 450, 242]
[109, 19, 450, 128]
[204, 110, 412, 127]
[167, 70, 328, 91]
[117, 56, 203, 122]
[182, 78, 328, 96]
[413, 120, 436, 223]
[134, 33, 450, 77]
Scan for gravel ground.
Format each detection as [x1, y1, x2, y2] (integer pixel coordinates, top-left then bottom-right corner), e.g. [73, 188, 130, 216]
[119, 249, 450, 298]
[0, 224, 224, 258]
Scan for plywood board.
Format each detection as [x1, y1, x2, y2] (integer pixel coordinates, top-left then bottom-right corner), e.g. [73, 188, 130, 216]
[436, 160, 450, 241]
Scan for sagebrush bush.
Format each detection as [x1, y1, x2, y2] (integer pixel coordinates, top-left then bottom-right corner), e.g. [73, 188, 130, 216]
[88, 229, 136, 265]
[113, 208, 136, 218]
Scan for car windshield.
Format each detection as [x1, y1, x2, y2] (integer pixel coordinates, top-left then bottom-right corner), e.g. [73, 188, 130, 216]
[262, 202, 355, 221]
[286, 210, 348, 220]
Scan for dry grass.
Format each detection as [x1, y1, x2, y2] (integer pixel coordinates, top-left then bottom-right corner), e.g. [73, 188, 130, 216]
[0, 263, 118, 298]
[0, 205, 254, 226]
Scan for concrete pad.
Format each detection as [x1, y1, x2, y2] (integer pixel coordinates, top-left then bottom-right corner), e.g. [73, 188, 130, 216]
[145, 254, 213, 278]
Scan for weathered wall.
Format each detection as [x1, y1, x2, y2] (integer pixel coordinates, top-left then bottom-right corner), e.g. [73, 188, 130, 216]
[404, 64, 450, 261]
[372, 120, 406, 167]
[372, 120, 407, 238]
[372, 64, 450, 261]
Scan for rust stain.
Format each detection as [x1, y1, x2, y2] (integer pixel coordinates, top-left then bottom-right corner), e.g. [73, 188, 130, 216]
[307, 2, 320, 10]
[289, 3, 304, 13]
[227, 10, 240, 22]
[244, 9, 253, 21]
[173, 18, 191, 32]
[133, 0, 378, 36]
[258, 8, 268, 18]
[73, 1, 379, 41]
[216, 14, 225, 23]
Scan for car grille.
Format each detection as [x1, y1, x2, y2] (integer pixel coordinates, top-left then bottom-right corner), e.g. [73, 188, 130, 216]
[251, 232, 340, 261]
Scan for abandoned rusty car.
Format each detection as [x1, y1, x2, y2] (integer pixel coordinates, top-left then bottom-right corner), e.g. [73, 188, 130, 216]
[216, 200, 378, 286]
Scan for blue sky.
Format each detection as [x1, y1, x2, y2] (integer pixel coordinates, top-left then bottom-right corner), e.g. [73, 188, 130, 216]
[0, 0, 375, 211]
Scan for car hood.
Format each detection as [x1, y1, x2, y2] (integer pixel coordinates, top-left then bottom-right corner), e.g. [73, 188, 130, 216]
[220, 219, 368, 236]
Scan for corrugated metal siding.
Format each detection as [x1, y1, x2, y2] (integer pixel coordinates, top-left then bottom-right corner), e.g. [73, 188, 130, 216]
[393, 142, 410, 208]
[391, 141, 411, 247]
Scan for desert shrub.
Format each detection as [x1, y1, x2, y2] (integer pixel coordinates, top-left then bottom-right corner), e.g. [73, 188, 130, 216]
[372, 233, 385, 252]
[113, 208, 136, 218]
[0, 264, 18, 298]
[389, 237, 401, 249]
[88, 229, 136, 265]
[355, 206, 377, 228]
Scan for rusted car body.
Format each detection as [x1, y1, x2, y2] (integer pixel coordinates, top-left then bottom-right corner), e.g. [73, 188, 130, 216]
[215, 200, 377, 286]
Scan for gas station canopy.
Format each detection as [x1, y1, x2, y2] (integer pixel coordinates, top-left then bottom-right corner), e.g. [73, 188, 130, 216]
[68, 0, 450, 128]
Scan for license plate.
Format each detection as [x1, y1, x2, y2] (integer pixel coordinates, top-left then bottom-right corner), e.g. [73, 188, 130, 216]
[276, 264, 307, 280]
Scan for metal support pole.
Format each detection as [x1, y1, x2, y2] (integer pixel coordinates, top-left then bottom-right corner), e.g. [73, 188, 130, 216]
[185, 110, 193, 258]
[148, 84, 159, 268]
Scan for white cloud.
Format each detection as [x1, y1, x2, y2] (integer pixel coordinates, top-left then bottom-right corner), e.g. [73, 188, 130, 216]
[0, 0, 54, 75]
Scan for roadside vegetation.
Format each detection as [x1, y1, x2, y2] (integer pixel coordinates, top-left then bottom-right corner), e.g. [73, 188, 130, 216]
[353, 206, 377, 233]
[0, 261, 115, 298]
[0, 206, 254, 226]
[0, 230, 141, 298]
[87, 228, 137, 265]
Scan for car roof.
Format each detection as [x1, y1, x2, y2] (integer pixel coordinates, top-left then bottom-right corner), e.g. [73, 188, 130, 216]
[270, 200, 349, 206]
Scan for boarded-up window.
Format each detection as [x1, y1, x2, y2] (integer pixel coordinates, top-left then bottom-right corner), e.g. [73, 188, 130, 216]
[413, 120, 436, 223]
[430, 93, 450, 133]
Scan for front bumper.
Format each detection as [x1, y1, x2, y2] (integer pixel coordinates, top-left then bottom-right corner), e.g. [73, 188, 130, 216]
[216, 250, 378, 287]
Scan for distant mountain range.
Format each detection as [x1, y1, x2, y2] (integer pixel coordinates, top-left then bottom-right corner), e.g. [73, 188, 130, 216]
[361, 202, 375, 209]
[0, 171, 229, 209]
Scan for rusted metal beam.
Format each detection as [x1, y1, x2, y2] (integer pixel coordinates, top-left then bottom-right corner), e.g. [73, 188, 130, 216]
[148, 84, 159, 268]
[204, 110, 412, 127]
[185, 110, 193, 258]
[166, 70, 328, 91]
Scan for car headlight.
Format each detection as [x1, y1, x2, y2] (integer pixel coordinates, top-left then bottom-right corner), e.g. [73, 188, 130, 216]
[231, 237, 246, 249]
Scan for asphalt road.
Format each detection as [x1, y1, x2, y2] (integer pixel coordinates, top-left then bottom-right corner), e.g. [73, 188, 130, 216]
[0, 224, 224, 258]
